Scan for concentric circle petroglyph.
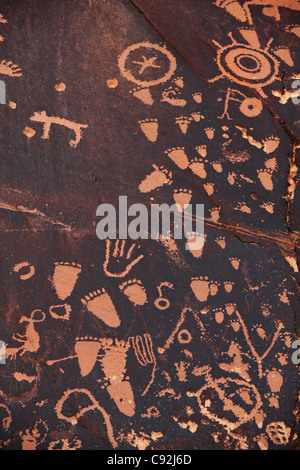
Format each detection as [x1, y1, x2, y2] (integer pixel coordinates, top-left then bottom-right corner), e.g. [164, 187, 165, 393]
[217, 44, 279, 88]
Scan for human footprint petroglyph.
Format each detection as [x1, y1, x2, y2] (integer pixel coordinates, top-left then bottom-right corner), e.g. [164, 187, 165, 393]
[73, 337, 102, 377]
[49, 337, 135, 416]
[173, 188, 192, 211]
[165, 147, 189, 170]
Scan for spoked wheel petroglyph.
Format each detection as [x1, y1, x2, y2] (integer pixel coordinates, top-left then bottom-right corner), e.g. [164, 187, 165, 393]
[216, 44, 278, 93]
[210, 31, 290, 97]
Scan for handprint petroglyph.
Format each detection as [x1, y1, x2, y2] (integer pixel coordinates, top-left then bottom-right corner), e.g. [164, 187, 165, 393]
[0, 60, 22, 77]
[103, 239, 144, 278]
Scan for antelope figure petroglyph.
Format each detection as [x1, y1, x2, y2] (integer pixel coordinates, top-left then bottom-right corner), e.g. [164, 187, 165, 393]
[29, 111, 88, 147]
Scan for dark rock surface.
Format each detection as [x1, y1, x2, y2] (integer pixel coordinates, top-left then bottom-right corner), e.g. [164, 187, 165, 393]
[0, 0, 299, 450]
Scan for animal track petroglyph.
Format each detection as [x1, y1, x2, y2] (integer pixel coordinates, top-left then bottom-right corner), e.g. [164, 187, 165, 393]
[119, 279, 147, 306]
[190, 276, 221, 302]
[189, 158, 208, 179]
[257, 168, 274, 190]
[230, 258, 241, 270]
[213, 308, 225, 324]
[139, 165, 173, 193]
[165, 147, 189, 169]
[138, 118, 158, 142]
[224, 281, 234, 293]
[175, 115, 193, 134]
[173, 188, 192, 211]
[214, 237, 225, 250]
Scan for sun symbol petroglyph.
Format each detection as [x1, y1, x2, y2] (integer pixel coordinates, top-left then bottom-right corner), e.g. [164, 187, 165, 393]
[209, 30, 293, 97]
[118, 42, 177, 87]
